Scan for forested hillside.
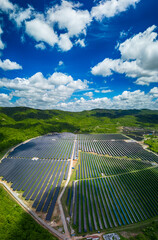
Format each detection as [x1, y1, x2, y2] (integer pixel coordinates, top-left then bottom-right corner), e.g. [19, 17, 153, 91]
[0, 107, 158, 156]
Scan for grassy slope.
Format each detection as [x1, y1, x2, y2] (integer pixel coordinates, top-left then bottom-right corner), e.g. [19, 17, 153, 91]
[0, 107, 158, 156]
[119, 218, 158, 240]
[0, 184, 57, 240]
[144, 135, 158, 153]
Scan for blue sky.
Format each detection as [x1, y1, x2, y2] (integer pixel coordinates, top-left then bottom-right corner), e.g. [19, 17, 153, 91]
[0, 0, 158, 111]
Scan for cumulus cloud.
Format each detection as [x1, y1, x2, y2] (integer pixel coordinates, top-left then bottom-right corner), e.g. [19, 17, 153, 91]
[101, 89, 113, 93]
[119, 25, 158, 70]
[84, 91, 93, 98]
[0, 71, 88, 109]
[92, 58, 149, 78]
[91, 25, 158, 86]
[59, 96, 111, 111]
[10, 5, 34, 27]
[59, 61, 64, 66]
[58, 33, 73, 51]
[0, 59, 22, 70]
[21, 0, 91, 52]
[0, 27, 5, 50]
[58, 89, 157, 111]
[0, 0, 14, 12]
[25, 18, 58, 47]
[0, 93, 12, 106]
[0, 0, 140, 52]
[149, 87, 158, 98]
[48, 72, 74, 85]
[75, 39, 86, 47]
[91, 0, 140, 20]
[47, 0, 91, 37]
[35, 42, 46, 50]
[23, 1, 91, 51]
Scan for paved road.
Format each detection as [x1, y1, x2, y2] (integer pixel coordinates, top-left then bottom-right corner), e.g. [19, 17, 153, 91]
[58, 135, 77, 240]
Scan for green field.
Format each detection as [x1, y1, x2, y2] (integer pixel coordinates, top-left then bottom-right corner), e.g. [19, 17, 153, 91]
[144, 135, 158, 153]
[0, 184, 57, 240]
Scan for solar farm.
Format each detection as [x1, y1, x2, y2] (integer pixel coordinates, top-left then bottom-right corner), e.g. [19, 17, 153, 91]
[0, 132, 158, 236]
[65, 134, 158, 234]
[0, 133, 74, 221]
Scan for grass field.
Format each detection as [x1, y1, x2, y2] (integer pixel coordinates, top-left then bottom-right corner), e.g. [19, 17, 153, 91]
[0, 184, 57, 240]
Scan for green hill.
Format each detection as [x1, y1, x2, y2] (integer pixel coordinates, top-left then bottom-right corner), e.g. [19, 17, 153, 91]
[0, 107, 158, 157]
[0, 184, 57, 240]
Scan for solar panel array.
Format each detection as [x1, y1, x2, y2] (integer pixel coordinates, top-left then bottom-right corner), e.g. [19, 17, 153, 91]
[1, 132, 158, 231]
[77, 134, 128, 141]
[78, 139, 158, 163]
[9, 136, 74, 160]
[0, 157, 69, 220]
[66, 133, 158, 233]
[0, 133, 75, 221]
[68, 168, 158, 233]
[76, 152, 153, 179]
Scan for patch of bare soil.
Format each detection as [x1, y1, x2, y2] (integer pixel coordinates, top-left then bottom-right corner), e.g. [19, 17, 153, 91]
[120, 231, 140, 239]
[50, 203, 63, 227]
[72, 160, 77, 168]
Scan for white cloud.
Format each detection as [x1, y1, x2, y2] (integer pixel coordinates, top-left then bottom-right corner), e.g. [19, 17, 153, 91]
[0, 0, 91, 51]
[91, 0, 140, 20]
[67, 79, 88, 90]
[149, 87, 158, 98]
[92, 58, 149, 77]
[48, 72, 73, 85]
[0, 93, 12, 106]
[120, 30, 129, 39]
[95, 90, 100, 93]
[92, 25, 158, 86]
[101, 89, 113, 93]
[35, 42, 46, 50]
[58, 89, 158, 111]
[0, 0, 141, 52]
[59, 96, 111, 111]
[0, 71, 88, 109]
[84, 91, 93, 98]
[135, 76, 158, 86]
[112, 90, 154, 109]
[119, 25, 158, 70]
[0, 59, 22, 70]
[75, 39, 86, 47]
[23, 1, 91, 52]
[47, 0, 91, 37]
[0, 0, 14, 12]
[58, 33, 73, 51]
[0, 27, 5, 50]
[25, 18, 58, 47]
[10, 5, 34, 27]
[59, 61, 64, 66]
[92, 58, 119, 77]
